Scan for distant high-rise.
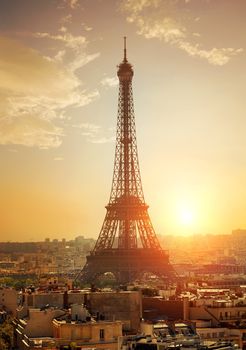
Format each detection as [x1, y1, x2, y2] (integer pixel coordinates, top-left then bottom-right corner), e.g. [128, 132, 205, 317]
[77, 38, 175, 284]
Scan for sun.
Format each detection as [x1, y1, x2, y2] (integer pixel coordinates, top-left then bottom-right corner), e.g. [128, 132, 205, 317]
[179, 208, 194, 226]
[164, 195, 199, 234]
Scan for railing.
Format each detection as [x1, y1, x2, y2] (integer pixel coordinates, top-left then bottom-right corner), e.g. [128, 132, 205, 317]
[91, 248, 169, 256]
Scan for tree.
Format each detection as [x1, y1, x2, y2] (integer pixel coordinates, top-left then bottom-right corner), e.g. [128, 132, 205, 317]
[0, 317, 13, 349]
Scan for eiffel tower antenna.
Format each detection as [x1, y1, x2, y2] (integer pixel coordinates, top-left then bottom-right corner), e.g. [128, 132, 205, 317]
[124, 36, 127, 62]
[76, 39, 175, 284]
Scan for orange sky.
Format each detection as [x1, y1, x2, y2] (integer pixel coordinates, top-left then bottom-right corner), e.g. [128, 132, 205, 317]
[1, 0, 246, 241]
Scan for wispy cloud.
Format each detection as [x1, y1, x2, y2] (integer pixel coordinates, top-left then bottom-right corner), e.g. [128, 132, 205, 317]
[84, 25, 93, 32]
[61, 14, 72, 24]
[0, 34, 99, 149]
[34, 30, 100, 73]
[34, 31, 86, 52]
[73, 123, 115, 144]
[101, 76, 118, 88]
[74, 122, 101, 135]
[64, 0, 80, 9]
[178, 41, 242, 66]
[91, 136, 115, 144]
[122, 0, 243, 65]
[81, 22, 93, 32]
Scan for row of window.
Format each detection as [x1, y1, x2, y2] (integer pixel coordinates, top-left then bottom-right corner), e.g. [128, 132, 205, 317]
[219, 311, 246, 319]
[200, 332, 225, 338]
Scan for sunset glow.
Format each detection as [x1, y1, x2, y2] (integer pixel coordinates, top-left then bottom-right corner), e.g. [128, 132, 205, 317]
[179, 208, 194, 227]
[1, 1, 246, 241]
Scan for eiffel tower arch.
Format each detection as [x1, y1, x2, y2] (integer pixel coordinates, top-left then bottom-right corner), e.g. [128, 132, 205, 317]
[77, 38, 175, 285]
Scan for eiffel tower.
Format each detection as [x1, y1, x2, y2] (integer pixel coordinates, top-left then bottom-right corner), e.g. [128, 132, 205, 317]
[78, 38, 174, 284]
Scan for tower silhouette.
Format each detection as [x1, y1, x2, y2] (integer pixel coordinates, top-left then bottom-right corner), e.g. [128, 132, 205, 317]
[78, 38, 174, 284]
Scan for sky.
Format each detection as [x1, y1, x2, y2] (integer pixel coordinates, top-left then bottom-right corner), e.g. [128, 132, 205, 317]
[1, 0, 246, 242]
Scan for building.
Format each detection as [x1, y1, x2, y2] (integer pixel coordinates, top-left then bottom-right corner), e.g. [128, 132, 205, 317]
[13, 307, 65, 349]
[120, 320, 238, 350]
[13, 303, 123, 350]
[0, 287, 18, 316]
[19, 289, 142, 333]
[53, 304, 122, 349]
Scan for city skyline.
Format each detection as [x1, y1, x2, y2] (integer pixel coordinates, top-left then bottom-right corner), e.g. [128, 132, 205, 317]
[1, 0, 246, 241]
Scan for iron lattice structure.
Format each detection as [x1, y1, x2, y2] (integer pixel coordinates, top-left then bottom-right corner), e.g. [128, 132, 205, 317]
[78, 39, 174, 284]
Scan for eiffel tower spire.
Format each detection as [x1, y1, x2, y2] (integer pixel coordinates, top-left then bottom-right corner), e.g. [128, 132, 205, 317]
[123, 36, 127, 62]
[77, 39, 174, 284]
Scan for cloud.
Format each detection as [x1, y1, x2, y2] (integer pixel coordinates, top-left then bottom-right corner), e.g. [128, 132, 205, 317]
[101, 76, 118, 88]
[90, 136, 115, 144]
[68, 53, 100, 73]
[34, 31, 86, 52]
[0, 113, 63, 149]
[54, 156, 64, 161]
[122, 0, 243, 65]
[84, 26, 93, 32]
[81, 22, 93, 32]
[61, 14, 72, 24]
[34, 31, 100, 72]
[74, 122, 101, 135]
[73, 123, 115, 144]
[178, 41, 243, 66]
[0, 35, 99, 148]
[64, 0, 79, 9]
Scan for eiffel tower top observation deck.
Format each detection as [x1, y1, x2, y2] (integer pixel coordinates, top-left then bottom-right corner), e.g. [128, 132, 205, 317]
[77, 38, 174, 284]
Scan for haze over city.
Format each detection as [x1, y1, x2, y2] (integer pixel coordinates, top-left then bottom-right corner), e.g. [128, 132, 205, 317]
[1, 0, 246, 241]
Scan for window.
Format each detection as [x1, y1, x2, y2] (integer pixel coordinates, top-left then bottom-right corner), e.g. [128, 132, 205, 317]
[100, 329, 105, 340]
